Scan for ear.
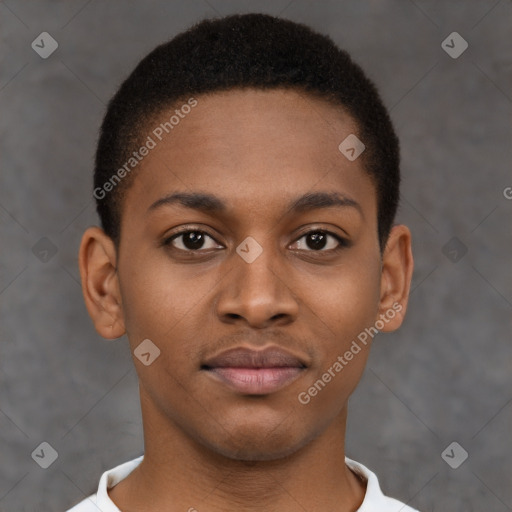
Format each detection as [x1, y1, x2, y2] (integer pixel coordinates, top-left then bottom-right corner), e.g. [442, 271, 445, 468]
[376, 224, 414, 332]
[78, 226, 125, 339]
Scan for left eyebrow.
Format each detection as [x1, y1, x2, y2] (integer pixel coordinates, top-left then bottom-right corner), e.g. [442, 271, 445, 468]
[287, 191, 362, 217]
[147, 190, 362, 217]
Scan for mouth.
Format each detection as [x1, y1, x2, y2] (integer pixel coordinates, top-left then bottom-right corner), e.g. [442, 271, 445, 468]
[201, 346, 308, 395]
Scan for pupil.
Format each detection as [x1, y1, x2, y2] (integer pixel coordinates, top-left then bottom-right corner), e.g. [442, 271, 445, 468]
[184, 231, 204, 250]
[307, 232, 327, 250]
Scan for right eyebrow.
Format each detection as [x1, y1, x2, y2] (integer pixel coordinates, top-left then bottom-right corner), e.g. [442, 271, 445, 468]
[147, 192, 227, 215]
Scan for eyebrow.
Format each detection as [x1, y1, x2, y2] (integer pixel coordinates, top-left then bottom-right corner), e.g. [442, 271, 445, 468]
[147, 191, 362, 216]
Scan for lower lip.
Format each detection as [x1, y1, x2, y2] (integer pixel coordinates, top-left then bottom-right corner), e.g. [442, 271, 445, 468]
[205, 367, 304, 395]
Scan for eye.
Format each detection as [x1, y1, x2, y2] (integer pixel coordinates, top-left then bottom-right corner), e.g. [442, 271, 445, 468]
[163, 229, 223, 252]
[290, 230, 348, 252]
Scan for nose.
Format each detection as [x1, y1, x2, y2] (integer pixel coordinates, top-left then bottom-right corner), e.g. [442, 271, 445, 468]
[214, 240, 299, 329]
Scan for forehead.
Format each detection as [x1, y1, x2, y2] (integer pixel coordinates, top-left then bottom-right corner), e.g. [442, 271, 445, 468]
[122, 88, 376, 222]
[163, 88, 358, 168]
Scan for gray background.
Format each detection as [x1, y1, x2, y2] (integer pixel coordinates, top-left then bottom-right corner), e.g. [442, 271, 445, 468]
[1, 1, 511, 511]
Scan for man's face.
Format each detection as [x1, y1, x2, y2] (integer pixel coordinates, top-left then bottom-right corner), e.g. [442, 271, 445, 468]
[116, 88, 383, 461]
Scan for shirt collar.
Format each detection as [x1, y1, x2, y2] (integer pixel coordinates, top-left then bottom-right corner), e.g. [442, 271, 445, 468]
[92, 455, 406, 512]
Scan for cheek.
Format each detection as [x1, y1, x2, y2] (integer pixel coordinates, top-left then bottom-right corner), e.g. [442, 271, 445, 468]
[308, 253, 382, 341]
[117, 251, 217, 357]
[295, 252, 381, 404]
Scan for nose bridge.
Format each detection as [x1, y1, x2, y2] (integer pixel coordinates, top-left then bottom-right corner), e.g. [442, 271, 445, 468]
[215, 233, 298, 326]
[235, 233, 284, 297]
[239, 238, 279, 286]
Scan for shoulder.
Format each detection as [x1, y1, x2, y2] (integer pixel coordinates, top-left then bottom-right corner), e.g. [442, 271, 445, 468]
[345, 457, 420, 512]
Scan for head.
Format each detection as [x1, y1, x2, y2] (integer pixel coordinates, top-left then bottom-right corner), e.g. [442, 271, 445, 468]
[80, 13, 413, 461]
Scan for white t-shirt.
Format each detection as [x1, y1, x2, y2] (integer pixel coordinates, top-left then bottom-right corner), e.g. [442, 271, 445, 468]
[67, 455, 419, 512]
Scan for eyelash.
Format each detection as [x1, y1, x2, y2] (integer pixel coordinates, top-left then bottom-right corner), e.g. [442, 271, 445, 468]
[161, 227, 349, 255]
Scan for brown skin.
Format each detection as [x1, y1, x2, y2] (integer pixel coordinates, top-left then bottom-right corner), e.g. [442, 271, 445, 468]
[79, 88, 413, 512]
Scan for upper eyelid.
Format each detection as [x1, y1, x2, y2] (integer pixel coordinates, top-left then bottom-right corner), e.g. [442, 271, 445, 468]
[292, 227, 347, 242]
[165, 228, 222, 245]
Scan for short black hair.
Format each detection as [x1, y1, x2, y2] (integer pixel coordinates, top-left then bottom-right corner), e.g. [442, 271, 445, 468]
[94, 13, 400, 250]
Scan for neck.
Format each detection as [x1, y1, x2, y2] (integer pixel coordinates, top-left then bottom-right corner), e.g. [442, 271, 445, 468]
[108, 390, 366, 512]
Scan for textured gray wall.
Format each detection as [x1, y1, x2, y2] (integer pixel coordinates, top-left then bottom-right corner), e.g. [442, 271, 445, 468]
[1, 1, 511, 511]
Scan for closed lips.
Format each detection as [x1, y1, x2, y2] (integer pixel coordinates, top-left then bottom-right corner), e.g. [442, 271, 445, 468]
[202, 347, 308, 369]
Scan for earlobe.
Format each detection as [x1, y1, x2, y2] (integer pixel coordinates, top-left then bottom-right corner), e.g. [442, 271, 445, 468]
[377, 225, 414, 332]
[78, 226, 126, 339]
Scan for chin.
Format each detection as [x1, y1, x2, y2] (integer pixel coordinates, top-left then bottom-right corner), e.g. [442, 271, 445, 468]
[213, 440, 302, 462]
[201, 421, 314, 462]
